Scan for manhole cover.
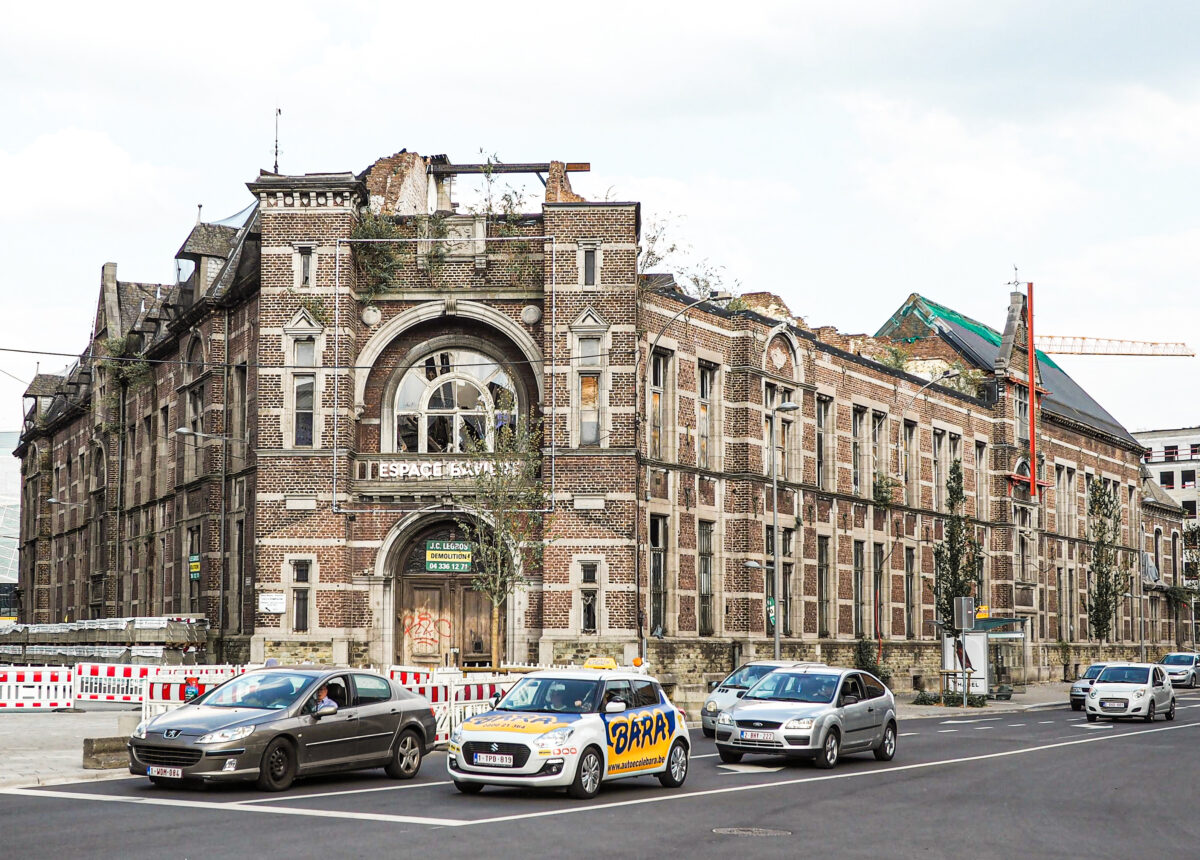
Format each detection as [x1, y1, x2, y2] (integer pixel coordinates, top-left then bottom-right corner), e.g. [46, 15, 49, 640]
[712, 827, 792, 837]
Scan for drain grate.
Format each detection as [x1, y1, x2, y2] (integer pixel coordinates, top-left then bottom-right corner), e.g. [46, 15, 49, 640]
[712, 827, 792, 838]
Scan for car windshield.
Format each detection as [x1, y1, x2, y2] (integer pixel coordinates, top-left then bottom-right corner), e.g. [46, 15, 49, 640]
[720, 664, 782, 689]
[1082, 664, 1106, 679]
[495, 677, 601, 714]
[744, 672, 840, 703]
[1096, 666, 1150, 685]
[1161, 655, 1194, 666]
[195, 672, 312, 710]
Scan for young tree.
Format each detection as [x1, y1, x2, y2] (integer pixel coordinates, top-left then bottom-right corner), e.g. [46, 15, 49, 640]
[1086, 479, 1125, 642]
[454, 393, 549, 669]
[934, 460, 981, 632]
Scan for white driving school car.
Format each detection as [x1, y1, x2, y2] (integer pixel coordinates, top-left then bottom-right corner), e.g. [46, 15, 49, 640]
[447, 661, 691, 799]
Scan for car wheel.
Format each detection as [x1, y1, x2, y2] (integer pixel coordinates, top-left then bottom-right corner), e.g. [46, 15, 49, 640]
[1166, 699, 1176, 721]
[814, 728, 840, 770]
[658, 739, 689, 788]
[256, 737, 297, 792]
[1144, 701, 1156, 723]
[717, 748, 743, 764]
[702, 726, 715, 738]
[1190, 674, 1197, 689]
[567, 746, 604, 800]
[384, 730, 423, 779]
[1070, 702, 1082, 712]
[454, 780, 484, 794]
[874, 722, 897, 762]
[1086, 712, 1098, 723]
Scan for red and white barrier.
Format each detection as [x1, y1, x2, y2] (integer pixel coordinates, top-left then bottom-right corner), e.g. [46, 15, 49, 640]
[141, 666, 244, 720]
[73, 663, 160, 703]
[0, 667, 74, 709]
[388, 665, 433, 686]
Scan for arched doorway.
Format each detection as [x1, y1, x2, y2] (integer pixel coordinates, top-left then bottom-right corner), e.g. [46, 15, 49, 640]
[392, 521, 502, 668]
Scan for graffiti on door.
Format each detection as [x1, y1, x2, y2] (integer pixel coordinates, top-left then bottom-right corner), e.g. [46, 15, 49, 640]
[403, 611, 452, 654]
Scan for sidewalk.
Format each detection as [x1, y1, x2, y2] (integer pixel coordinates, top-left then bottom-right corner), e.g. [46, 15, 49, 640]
[0, 707, 141, 789]
[896, 680, 1070, 720]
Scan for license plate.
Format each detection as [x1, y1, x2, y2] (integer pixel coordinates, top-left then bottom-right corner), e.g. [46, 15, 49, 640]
[740, 730, 774, 741]
[147, 766, 183, 779]
[474, 753, 513, 767]
[1101, 700, 1123, 709]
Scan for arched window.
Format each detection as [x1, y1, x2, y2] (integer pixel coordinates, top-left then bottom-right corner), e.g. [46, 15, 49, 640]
[392, 349, 517, 453]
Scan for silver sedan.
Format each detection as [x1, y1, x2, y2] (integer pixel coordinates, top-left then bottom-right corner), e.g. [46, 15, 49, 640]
[714, 666, 897, 769]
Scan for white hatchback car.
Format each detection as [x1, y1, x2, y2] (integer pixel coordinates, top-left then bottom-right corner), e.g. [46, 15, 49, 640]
[447, 667, 690, 799]
[1085, 662, 1176, 723]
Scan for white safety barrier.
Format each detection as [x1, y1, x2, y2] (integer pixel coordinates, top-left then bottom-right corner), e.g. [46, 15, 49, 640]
[74, 663, 161, 703]
[0, 667, 74, 709]
[388, 665, 433, 686]
[141, 666, 243, 721]
[392, 671, 524, 745]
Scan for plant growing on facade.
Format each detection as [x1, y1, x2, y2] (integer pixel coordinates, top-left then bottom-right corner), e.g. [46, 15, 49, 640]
[873, 473, 900, 509]
[97, 336, 152, 431]
[454, 392, 550, 669]
[934, 459, 981, 632]
[876, 343, 911, 372]
[1085, 478, 1125, 642]
[349, 211, 407, 302]
[943, 360, 985, 398]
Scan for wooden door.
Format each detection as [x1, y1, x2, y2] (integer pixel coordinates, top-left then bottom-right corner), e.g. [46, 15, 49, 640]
[398, 582, 451, 667]
[460, 588, 497, 667]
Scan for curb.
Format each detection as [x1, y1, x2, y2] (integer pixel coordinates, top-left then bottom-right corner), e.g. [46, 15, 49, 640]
[0, 770, 135, 790]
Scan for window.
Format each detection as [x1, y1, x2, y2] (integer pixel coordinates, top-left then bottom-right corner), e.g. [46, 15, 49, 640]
[903, 422, 917, 506]
[1016, 506, 1032, 581]
[949, 433, 961, 472]
[583, 248, 597, 286]
[974, 441, 987, 519]
[904, 547, 916, 639]
[294, 376, 314, 447]
[697, 364, 715, 469]
[649, 353, 668, 460]
[186, 525, 201, 613]
[873, 543, 885, 639]
[186, 385, 204, 477]
[932, 430, 945, 511]
[298, 246, 313, 289]
[1181, 470, 1195, 489]
[579, 373, 600, 446]
[1066, 469, 1077, 537]
[354, 674, 391, 705]
[852, 406, 866, 496]
[816, 397, 833, 490]
[781, 562, 794, 635]
[295, 338, 315, 368]
[632, 678, 661, 707]
[1192, 443, 1200, 458]
[817, 536, 831, 637]
[1160, 471, 1175, 490]
[1015, 384, 1029, 441]
[1183, 500, 1196, 520]
[853, 540, 865, 637]
[698, 522, 714, 636]
[1165, 445, 1178, 462]
[871, 412, 886, 480]
[392, 349, 517, 454]
[649, 515, 668, 634]
[292, 560, 311, 632]
[580, 561, 598, 634]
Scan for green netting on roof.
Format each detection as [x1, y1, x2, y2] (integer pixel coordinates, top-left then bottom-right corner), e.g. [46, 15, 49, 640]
[913, 295, 1061, 371]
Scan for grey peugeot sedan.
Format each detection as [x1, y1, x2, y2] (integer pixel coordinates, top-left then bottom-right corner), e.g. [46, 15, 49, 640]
[127, 667, 437, 791]
[714, 665, 896, 769]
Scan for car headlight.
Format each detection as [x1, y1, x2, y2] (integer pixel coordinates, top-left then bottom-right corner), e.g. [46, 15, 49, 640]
[450, 726, 463, 744]
[717, 712, 733, 726]
[1088, 688, 1099, 699]
[784, 718, 814, 730]
[131, 720, 149, 740]
[534, 726, 574, 748]
[197, 725, 255, 745]
[1133, 688, 1146, 698]
[705, 700, 718, 713]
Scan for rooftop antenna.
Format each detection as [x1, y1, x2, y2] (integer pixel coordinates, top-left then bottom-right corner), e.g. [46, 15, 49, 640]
[274, 107, 281, 174]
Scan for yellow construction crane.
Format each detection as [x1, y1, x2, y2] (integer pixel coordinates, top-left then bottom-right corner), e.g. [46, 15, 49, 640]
[1034, 336, 1194, 357]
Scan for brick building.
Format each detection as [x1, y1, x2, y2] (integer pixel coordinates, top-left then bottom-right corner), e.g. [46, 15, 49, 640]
[15, 149, 1186, 700]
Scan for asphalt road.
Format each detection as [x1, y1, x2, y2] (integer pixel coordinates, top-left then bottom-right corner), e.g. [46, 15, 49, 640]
[4, 696, 1200, 859]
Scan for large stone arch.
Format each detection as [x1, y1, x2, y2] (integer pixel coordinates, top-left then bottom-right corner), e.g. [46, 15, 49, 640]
[353, 301, 544, 413]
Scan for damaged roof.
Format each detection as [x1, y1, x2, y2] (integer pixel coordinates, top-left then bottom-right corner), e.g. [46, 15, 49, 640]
[1141, 465, 1183, 510]
[24, 374, 64, 398]
[876, 294, 1141, 448]
[176, 223, 238, 259]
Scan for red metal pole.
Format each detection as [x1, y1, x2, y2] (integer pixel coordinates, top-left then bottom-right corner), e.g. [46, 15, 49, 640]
[1026, 282, 1038, 499]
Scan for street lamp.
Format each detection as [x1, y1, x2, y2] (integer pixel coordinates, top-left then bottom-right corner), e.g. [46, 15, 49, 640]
[636, 289, 733, 659]
[45, 497, 86, 508]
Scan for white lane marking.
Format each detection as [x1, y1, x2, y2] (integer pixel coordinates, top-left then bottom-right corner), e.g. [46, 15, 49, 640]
[937, 729, 958, 733]
[899, 732, 919, 737]
[1076, 724, 1112, 730]
[238, 780, 452, 804]
[1007, 724, 1025, 727]
[7, 720, 1197, 829]
[939, 718, 1000, 724]
[691, 753, 720, 759]
[974, 727, 994, 731]
[718, 764, 784, 775]
[1038, 721, 1054, 724]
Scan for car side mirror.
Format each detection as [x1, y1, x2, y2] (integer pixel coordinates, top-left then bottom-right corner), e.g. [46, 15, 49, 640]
[708, 680, 720, 692]
[841, 694, 859, 706]
[735, 690, 746, 698]
[491, 692, 502, 706]
[605, 701, 627, 714]
[315, 703, 337, 718]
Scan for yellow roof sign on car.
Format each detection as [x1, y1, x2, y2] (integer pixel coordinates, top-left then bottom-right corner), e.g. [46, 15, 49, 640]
[583, 657, 618, 670]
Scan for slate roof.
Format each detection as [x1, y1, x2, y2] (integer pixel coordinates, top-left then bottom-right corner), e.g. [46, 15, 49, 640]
[24, 374, 64, 397]
[1141, 465, 1183, 510]
[176, 223, 238, 259]
[876, 294, 1141, 448]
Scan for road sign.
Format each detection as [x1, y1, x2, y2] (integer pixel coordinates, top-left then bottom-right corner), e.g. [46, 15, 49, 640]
[766, 596, 776, 627]
[976, 604, 990, 619]
[188, 553, 201, 581]
[425, 540, 472, 573]
[954, 596, 976, 631]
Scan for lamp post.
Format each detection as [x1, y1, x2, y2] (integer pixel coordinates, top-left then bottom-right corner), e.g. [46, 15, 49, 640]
[636, 289, 732, 659]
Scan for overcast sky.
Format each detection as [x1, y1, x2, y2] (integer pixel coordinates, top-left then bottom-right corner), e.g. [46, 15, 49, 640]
[2, 1, 1198, 440]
